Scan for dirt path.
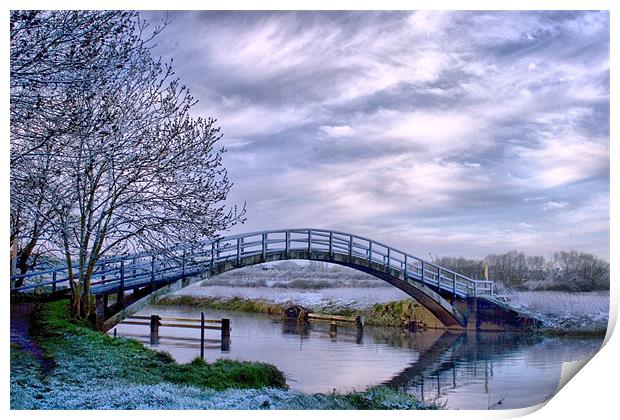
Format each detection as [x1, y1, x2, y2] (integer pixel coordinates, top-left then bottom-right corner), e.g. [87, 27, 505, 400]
[10, 301, 55, 373]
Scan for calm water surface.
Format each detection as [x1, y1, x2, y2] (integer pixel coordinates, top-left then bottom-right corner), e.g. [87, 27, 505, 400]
[110, 304, 603, 410]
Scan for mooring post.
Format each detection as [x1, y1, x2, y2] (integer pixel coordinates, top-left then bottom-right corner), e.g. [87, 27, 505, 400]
[355, 316, 364, 344]
[261, 233, 267, 260]
[113, 328, 117, 338]
[200, 312, 205, 360]
[116, 260, 125, 310]
[307, 230, 312, 255]
[52, 271, 57, 293]
[150, 314, 161, 345]
[330, 321, 337, 336]
[221, 318, 230, 351]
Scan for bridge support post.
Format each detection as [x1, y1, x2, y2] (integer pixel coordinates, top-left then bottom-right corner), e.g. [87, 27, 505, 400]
[348, 236, 353, 261]
[285, 231, 290, 258]
[329, 232, 333, 257]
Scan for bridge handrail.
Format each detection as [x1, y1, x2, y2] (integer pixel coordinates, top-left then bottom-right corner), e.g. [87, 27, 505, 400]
[10, 228, 493, 297]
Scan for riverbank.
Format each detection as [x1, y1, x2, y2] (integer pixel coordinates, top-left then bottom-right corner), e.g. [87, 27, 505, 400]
[10, 300, 439, 409]
[157, 294, 444, 329]
[156, 292, 608, 337]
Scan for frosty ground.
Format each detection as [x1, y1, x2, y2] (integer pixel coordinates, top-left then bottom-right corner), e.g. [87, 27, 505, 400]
[160, 266, 610, 334]
[10, 300, 439, 410]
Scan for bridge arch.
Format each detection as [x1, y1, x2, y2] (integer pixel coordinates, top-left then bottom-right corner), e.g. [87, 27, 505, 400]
[11, 228, 494, 330]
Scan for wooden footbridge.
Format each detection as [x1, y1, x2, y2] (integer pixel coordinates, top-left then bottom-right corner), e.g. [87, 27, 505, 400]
[11, 228, 499, 330]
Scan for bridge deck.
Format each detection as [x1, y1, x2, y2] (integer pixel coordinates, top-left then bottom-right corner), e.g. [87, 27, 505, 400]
[11, 228, 493, 301]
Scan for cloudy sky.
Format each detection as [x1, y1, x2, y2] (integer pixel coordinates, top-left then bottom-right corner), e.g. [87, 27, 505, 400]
[144, 11, 609, 260]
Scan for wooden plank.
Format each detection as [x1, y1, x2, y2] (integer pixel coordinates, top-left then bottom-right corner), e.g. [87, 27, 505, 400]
[128, 315, 221, 323]
[159, 322, 222, 330]
[307, 313, 357, 322]
[118, 320, 150, 326]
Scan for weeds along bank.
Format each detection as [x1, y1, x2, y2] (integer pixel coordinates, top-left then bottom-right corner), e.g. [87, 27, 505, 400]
[157, 295, 445, 329]
[10, 300, 439, 410]
[157, 286, 609, 335]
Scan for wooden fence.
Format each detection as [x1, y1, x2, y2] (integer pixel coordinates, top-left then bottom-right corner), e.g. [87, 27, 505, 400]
[116, 313, 230, 356]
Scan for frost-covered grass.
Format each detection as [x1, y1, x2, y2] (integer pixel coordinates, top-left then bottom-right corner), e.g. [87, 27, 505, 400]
[177, 284, 410, 310]
[10, 300, 439, 410]
[502, 291, 609, 318]
[498, 290, 609, 334]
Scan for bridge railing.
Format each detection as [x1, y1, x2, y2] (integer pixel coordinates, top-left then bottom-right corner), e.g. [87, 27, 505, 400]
[10, 228, 493, 298]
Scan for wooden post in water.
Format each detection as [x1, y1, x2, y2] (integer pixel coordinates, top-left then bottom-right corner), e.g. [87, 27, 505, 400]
[355, 315, 364, 344]
[200, 312, 205, 360]
[150, 314, 161, 345]
[221, 318, 230, 351]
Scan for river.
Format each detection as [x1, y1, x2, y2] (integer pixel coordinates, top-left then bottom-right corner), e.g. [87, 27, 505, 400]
[109, 304, 603, 410]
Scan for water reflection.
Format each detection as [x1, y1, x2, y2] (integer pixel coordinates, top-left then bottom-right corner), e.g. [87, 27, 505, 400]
[382, 332, 602, 409]
[110, 304, 603, 409]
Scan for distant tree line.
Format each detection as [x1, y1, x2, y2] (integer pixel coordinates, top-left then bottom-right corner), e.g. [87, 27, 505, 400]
[435, 250, 609, 292]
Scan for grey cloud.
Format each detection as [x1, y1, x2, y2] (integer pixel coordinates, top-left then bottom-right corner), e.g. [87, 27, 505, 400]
[143, 10, 609, 259]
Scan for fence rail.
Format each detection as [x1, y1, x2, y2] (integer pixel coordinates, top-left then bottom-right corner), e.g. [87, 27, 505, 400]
[10, 228, 493, 299]
[116, 313, 230, 355]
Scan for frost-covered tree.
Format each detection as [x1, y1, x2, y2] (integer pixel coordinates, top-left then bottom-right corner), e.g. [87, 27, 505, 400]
[11, 11, 245, 317]
[11, 11, 140, 281]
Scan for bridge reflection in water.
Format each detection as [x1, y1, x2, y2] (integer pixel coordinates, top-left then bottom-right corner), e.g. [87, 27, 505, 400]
[380, 330, 602, 409]
[112, 305, 602, 409]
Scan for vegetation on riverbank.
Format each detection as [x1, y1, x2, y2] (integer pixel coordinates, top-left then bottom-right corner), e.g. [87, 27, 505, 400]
[11, 300, 438, 409]
[156, 293, 608, 336]
[158, 295, 443, 329]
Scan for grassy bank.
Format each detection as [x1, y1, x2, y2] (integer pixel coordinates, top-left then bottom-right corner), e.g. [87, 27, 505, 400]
[157, 294, 608, 336]
[10, 300, 438, 409]
[157, 295, 441, 328]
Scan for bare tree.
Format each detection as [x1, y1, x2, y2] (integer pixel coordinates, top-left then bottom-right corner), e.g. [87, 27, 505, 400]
[10, 11, 141, 282]
[11, 11, 245, 317]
